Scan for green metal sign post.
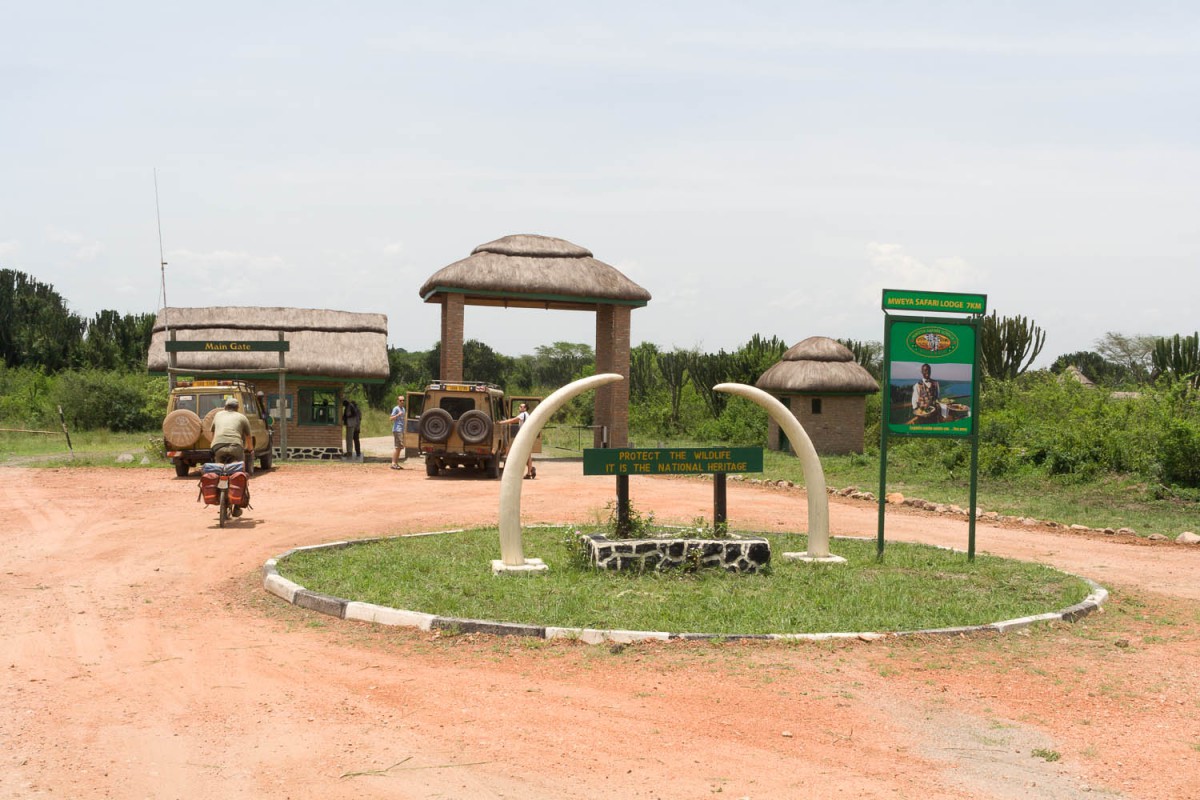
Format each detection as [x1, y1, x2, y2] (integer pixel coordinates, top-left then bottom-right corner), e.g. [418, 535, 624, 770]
[584, 447, 763, 530]
[878, 290, 985, 560]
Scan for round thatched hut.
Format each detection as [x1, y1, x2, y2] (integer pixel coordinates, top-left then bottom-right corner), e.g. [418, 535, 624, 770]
[755, 336, 879, 455]
[419, 234, 651, 447]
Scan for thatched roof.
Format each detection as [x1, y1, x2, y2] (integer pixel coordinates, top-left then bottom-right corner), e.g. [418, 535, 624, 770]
[146, 307, 389, 381]
[1062, 365, 1096, 387]
[419, 234, 651, 311]
[755, 336, 879, 394]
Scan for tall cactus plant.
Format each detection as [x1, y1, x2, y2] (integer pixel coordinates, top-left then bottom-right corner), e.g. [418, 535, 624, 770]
[979, 311, 1046, 381]
[1152, 332, 1200, 388]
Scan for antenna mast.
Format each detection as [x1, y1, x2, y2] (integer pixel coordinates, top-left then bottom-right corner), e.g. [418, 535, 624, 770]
[154, 168, 169, 319]
[154, 169, 175, 389]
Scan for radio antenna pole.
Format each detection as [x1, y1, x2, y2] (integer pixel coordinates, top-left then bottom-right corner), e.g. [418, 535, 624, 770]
[154, 169, 175, 389]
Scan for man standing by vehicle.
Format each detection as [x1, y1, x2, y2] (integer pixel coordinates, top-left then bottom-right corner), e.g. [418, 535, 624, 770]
[389, 395, 406, 469]
[211, 397, 252, 465]
[342, 398, 362, 462]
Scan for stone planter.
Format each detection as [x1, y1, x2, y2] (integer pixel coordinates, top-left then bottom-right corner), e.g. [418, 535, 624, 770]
[579, 532, 771, 574]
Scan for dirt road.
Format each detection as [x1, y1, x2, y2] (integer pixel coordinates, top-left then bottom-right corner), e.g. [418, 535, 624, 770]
[2, 452, 1198, 799]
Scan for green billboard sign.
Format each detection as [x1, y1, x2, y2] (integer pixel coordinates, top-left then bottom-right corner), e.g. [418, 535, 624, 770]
[885, 319, 978, 438]
[583, 447, 763, 476]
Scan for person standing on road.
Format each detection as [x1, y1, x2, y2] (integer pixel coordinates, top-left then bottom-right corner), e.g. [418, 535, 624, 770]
[389, 395, 406, 470]
[499, 402, 535, 479]
[342, 398, 362, 462]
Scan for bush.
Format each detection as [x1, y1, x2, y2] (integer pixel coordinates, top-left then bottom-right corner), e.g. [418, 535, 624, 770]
[0, 365, 55, 427]
[1156, 419, 1200, 488]
[54, 370, 162, 432]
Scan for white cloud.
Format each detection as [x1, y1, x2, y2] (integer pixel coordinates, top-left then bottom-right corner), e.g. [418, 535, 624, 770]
[43, 226, 104, 262]
[860, 243, 987, 306]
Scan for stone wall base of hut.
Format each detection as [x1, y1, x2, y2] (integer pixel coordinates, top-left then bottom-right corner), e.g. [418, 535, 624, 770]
[580, 533, 770, 574]
[768, 394, 867, 455]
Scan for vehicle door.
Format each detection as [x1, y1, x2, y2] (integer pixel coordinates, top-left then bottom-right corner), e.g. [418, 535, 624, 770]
[403, 391, 424, 455]
[505, 396, 543, 454]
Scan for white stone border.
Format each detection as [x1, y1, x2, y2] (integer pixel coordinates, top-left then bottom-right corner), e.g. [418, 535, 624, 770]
[262, 530, 1108, 645]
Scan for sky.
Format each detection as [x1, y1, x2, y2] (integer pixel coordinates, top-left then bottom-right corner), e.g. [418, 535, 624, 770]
[2, 1, 1197, 366]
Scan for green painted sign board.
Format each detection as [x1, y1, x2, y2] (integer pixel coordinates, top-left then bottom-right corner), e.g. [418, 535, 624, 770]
[879, 288, 986, 560]
[885, 318, 978, 438]
[165, 340, 291, 352]
[583, 447, 763, 476]
[882, 289, 987, 315]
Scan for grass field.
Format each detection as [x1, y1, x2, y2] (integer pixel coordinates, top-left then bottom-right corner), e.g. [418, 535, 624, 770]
[277, 526, 1092, 635]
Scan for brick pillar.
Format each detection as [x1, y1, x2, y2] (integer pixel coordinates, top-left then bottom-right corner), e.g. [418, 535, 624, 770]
[594, 305, 614, 448]
[610, 305, 631, 447]
[439, 293, 464, 381]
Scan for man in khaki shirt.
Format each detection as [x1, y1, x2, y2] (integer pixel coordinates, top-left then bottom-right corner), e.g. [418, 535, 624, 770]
[210, 397, 252, 465]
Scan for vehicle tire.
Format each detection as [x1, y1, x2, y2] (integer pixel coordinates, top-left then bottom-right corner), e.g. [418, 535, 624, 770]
[174, 460, 190, 478]
[163, 409, 203, 449]
[484, 456, 499, 479]
[425, 459, 439, 477]
[219, 490, 229, 528]
[260, 450, 273, 470]
[419, 408, 453, 443]
[456, 410, 493, 445]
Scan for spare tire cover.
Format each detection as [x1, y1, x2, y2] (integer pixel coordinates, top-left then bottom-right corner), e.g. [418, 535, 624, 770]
[419, 408, 453, 443]
[163, 409, 203, 449]
[201, 407, 222, 442]
[456, 409, 493, 445]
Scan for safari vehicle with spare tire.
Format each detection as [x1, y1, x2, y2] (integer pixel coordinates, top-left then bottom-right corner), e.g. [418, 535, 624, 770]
[162, 379, 274, 477]
[414, 381, 540, 478]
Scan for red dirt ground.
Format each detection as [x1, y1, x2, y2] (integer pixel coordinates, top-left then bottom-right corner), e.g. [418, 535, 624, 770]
[3, 451, 1198, 799]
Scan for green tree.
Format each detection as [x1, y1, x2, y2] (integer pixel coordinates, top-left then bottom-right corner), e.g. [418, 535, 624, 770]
[531, 341, 594, 387]
[1094, 331, 1157, 384]
[1049, 351, 1128, 386]
[685, 350, 738, 419]
[979, 311, 1046, 381]
[423, 339, 513, 387]
[78, 310, 156, 371]
[0, 269, 85, 371]
[629, 342, 660, 401]
[1152, 332, 1200, 388]
[734, 334, 788, 381]
[837, 338, 883, 378]
[656, 348, 691, 428]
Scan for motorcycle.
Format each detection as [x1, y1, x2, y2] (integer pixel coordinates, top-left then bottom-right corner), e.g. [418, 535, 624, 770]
[198, 461, 251, 527]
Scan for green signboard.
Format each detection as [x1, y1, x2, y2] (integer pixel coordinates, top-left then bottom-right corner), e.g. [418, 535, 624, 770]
[165, 340, 291, 352]
[885, 319, 978, 438]
[882, 289, 987, 315]
[583, 447, 763, 476]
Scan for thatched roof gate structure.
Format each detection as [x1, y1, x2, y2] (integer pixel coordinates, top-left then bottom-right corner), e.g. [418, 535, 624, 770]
[419, 235, 650, 447]
[147, 307, 389, 380]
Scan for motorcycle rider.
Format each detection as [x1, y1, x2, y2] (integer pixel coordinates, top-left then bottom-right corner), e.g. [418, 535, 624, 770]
[209, 396, 252, 516]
